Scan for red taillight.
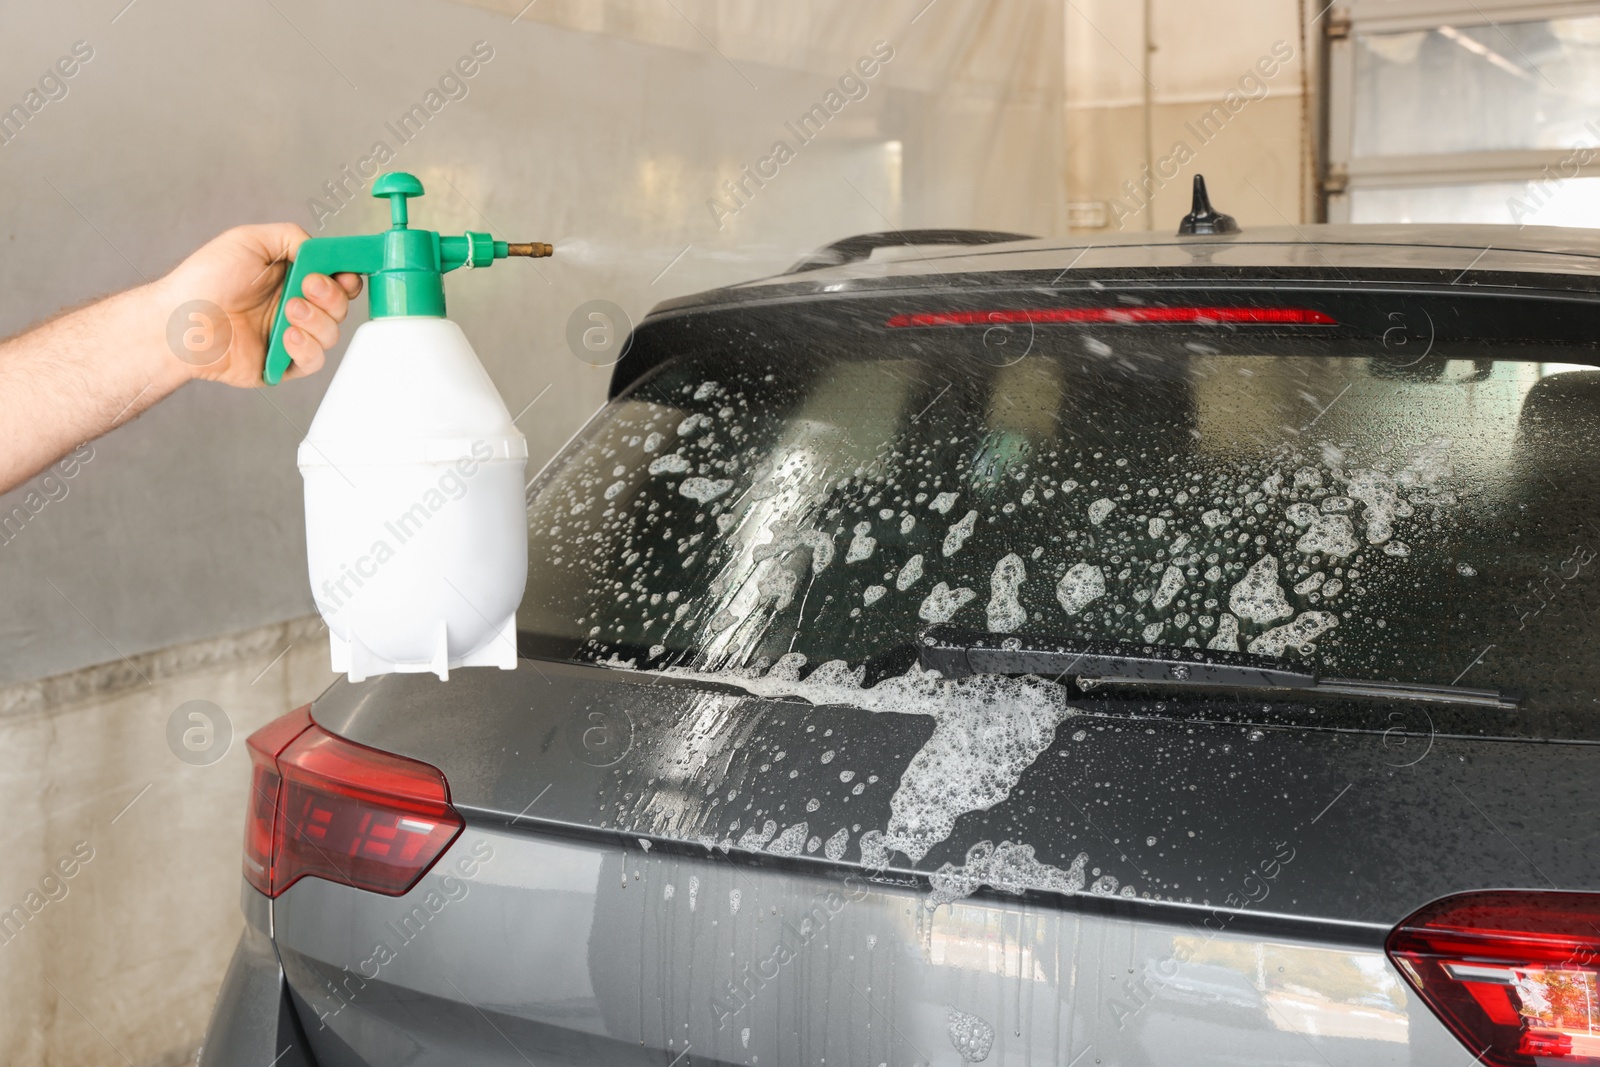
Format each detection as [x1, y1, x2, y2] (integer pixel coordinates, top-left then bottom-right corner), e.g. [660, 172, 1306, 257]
[242, 706, 462, 898]
[1387, 891, 1600, 1066]
[244, 704, 313, 896]
[885, 306, 1337, 328]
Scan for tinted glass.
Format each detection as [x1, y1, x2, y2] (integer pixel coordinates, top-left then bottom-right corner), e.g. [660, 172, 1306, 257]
[518, 314, 1600, 717]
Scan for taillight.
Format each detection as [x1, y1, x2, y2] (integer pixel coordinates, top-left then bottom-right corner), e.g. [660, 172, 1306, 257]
[242, 706, 462, 898]
[885, 306, 1337, 328]
[244, 704, 313, 896]
[1387, 891, 1600, 1066]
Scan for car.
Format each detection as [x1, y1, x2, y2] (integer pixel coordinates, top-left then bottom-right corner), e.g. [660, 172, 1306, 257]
[201, 187, 1600, 1067]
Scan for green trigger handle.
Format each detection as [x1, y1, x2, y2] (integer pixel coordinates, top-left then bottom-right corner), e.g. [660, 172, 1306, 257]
[262, 171, 553, 385]
[264, 236, 383, 385]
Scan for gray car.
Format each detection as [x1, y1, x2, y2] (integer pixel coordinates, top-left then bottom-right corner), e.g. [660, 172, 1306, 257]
[201, 215, 1600, 1067]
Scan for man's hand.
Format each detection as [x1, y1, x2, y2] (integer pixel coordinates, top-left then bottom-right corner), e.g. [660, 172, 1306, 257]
[158, 223, 363, 387]
[0, 223, 364, 494]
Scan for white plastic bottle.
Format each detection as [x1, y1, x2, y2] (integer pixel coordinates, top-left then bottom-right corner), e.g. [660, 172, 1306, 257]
[262, 172, 551, 681]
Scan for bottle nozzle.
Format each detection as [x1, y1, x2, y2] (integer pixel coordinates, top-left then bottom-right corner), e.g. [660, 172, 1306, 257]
[505, 242, 554, 258]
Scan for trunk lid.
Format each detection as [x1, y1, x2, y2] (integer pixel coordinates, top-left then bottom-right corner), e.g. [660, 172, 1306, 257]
[270, 663, 1598, 1065]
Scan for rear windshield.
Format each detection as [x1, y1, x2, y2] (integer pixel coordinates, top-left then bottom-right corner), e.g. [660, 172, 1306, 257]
[518, 300, 1600, 720]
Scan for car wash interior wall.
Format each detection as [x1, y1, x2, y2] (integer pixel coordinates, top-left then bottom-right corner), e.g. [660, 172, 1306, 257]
[0, 2, 1314, 1064]
[1064, 0, 1316, 235]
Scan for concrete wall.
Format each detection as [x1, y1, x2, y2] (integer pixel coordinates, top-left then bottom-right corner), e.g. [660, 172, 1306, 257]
[0, 618, 333, 1067]
[1065, 0, 1312, 235]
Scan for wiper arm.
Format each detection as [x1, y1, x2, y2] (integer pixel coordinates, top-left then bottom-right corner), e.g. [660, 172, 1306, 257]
[921, 627, 1314, 687]
[917, 626, 1518, 709]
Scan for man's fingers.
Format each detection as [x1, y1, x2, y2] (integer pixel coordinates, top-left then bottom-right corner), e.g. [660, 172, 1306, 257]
[301, 273, 352, 323]
[275, 269, 356, 384]
[286, 295, 341, 351]
[280, 325, 326, 380]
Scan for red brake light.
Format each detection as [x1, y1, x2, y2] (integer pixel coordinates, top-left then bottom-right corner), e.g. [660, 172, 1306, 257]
[1387, 891, 1600, 1066]
[242, 706, 462, 898]
[243, 704, 312, 896]
[885, 306, 1337, 328]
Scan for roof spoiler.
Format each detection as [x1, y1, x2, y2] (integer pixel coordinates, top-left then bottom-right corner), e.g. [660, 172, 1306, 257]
[785, 228, 1037, 274]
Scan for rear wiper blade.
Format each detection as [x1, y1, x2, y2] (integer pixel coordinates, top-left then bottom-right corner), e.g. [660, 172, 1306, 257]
[917, 626, 1518, 709]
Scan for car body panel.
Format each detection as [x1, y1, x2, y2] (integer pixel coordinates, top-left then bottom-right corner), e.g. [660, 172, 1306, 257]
[197, 883, 317, 1067]
[305, 663, 1600, 933]
[276, 825, 1481, 1067]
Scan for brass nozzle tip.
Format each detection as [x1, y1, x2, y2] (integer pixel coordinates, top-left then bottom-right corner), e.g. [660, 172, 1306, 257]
[507, 242, 554, 258]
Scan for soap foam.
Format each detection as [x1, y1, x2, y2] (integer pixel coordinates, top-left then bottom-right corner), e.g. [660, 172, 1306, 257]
[927, 839, 1090, 908]
[943, 510, 978, 556]
[766, 822, 809, 856]
[1056, 562, 1105, 615]
[1229, 555, 1293, 625]
[896, 553, 925, 591]
[752, 522, 834, 572]
[846, 521, 877, 564]
[648, 454, 691, 475]
[1344, 467, 1405, 544]
[1293, 571, 1325, 595]
[665, 660, 1072, 863]
[986, 553, 1027, 632]
[920, 582, 977, 624]
[1151, 564, 1184, 610]
[946, 1008, 996, 1064]
[1294, 513, 1358, 558]
[679, 477, 732, 502]
[1207, 612, 1241, 651]
[1247, 610, 1338, 656]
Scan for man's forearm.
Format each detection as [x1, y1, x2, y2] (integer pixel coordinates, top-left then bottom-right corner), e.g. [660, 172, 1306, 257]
[0, 223, 360, 495]
[0, 279, 188, 493]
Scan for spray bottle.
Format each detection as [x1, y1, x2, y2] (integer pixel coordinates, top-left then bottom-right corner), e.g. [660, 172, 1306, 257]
[264, 171, 552, 682]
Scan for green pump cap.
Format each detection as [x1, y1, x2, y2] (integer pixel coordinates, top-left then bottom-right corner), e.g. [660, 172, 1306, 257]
[263, 171, 552, 385]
